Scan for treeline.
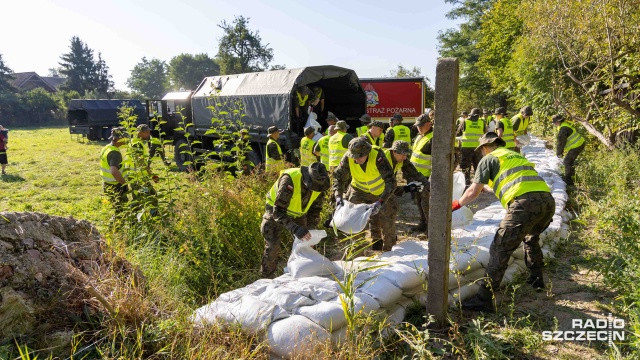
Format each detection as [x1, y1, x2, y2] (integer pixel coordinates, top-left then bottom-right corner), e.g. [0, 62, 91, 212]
[0, 16, 281, 126]
[438, 0, 640, 147]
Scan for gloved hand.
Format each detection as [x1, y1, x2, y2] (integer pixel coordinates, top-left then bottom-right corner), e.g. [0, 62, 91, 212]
[335, 196, 344, 207]
[293, 225, 311, 240]
[371, 200, 383, 216]
[452, 200, 462, 212]
[404, 181, 424, 193]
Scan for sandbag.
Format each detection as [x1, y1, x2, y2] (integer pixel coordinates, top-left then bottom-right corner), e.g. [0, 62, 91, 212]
[287, 230, 342, 279]
[210, 295, 289, 336]
[192, 300, 231, 326]
[341, 292, 380, 315]
[449, 283, 480, 305]
[267, 315, 331, 359]
[296, 298, 346, 331]
[374, 263, 426, 290]
[331, 325, 348, 346]
[331, 200, 374, 234]
[452, 172, 466, 200]
[294, 276, 344, 294]
[256, 284, 316, 312]
[357, 275, 403, 308]
[452, 206, 474, 228]
[516, 134, 531, 147]
[391, 240, 429, 255]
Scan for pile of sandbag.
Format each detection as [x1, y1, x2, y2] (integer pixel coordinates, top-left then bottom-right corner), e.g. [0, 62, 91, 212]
[193, 136, 571, 359]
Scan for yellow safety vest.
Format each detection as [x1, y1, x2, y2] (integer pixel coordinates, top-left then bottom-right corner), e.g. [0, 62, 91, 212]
[265, 168, 321, 218]
[389, 125, 411, 144]
[383, 148, 402, 175]
[559, 122, 585, 151]
[348, 147, 385, 196]
[410, 132, 433, 177]
[365, 131, 384, 147]
[299, 137, 316, 166]
[329, 132, 348, 167]
[296, 91, 309, 106]
[316, 135, 331, 168]
[266, 138, 284, 171]
[460, 119, 484, 148]
[512, 113, 529, 137]
[488, 147, 550, 208]
[356, 125, 368, 136]
[498, 117, 516, 148]
[100, 145, 122, 185]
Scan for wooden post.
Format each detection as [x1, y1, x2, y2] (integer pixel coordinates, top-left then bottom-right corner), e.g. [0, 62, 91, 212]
[426, 58, 459, 327]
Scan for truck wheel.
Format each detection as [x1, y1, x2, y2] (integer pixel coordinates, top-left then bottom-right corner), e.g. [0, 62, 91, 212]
[174, 138, 194, 172]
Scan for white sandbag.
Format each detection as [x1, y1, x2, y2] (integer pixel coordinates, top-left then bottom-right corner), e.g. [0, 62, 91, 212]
[305, 112, 322, 133]
[295, 276, 344, 295]
[192, 300, 231, 326]
[331, 200, 374, 234]
[385, 302, 407, 326]
[464, 244, 491, 268]
[256, 284, 316, 312]
[391, 240, 429, 255]
[403, 283, 426, 297]
[450, 249, 484, 273]
[374, 263, 426, 290]
[449, 283, 480, 304]
[217, 279, 272, 303]
[357, 275, 403, 308]
[452, 206, 474, 228]
[500, 263, 524, 286]
[296, 299, 347, 331]
[516, 134, 531, 147]
[287, 230, 343, 279]
[331, 325, 348, 346]
[452, 172, 466, 200]
[458, 267, 486, 286]
[395, 256, 429, 275]
[214, 295, 289, 336]
[274, 278, 339, 302]
[340, 292, 381, 315]
[267, 315, 331, 359]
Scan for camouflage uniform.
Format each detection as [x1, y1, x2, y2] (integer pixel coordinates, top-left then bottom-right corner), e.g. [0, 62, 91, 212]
[556, 125, 585, 186]
[412, 130, 434, 228]
[260, 173, 325, 277]
[332, 145, 396, 248]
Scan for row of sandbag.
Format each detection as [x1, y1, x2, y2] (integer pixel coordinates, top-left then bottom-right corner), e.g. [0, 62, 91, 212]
[191, 136, 571, 359]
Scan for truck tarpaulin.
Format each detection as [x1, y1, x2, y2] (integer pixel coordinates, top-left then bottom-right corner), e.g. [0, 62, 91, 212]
[359, 78, 425, 122]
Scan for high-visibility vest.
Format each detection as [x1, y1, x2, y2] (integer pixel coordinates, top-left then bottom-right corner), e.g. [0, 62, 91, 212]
[460, 119, 484, 148]
[348, 147, 385, 196]
[488, 147, 550, 208]
[266, 138, 284, 171]
[316, 135, 331, 167]
[383, 148, 402, 175]
[329, 132, 348, 167]
[388, 125, 412, 144]
[356, 125, 368, 136]
[559, 122, 585, 151]
[365, 131, 384, 147]
[512, 113, 529, 137]
[483, 115, 494, 129]
[498, 117, 516, 148]
[299, 137, 316, 166]
[100, 144, 122, 185]
[411, 132, 434, 177]
[296, 91, 309, 106]
[265, 168, 321, 218]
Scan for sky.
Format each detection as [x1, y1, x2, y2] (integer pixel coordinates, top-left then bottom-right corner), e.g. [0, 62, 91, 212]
[1, 0, 461, 91]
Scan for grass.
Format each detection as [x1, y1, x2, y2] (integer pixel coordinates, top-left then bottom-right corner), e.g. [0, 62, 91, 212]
[1, 126, 635, 359]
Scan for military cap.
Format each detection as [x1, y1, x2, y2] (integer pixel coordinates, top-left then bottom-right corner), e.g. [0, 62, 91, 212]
[137, 124, 150, 132]
[461, 111, 469, 116]
[370, 120, 385, 129]
[109, 126, 128, 140]
[475, 132, 506, 151]
[302, 162, 331, 192]
[469, 108, 482, 118]
[304, 127, 316, 136]
[359, 114, 371, 123]
[493, 107, 507, 115]
[520, 105, 533, 116]
[390, 140, 411, 155]
[347, 137, 372, 158]
[414, 113, 433, 126]
[482, 109, 489, 115]
[327, 112, 338, 122]
[268, 126, 283, 134]
[335, 120, 349, 131]
[390, 113, 403, 122]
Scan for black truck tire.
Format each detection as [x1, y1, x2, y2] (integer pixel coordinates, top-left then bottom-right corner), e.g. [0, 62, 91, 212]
[174, 138, 194, 172]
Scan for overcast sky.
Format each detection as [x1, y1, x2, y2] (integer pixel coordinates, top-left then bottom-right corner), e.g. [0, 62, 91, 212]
[1, 0, 460, 91]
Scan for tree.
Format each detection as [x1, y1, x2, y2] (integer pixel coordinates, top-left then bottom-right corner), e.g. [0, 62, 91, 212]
[169, 53, 219, 90]
[0, 53, 18, 120]
[127, 57, 169, 99]
[388, 64, 423, 78]
[216, 16, 275, 74]
[0, 53, 15, 94]
[93, 52, 114, 97]
[19, 88, 62, 124]
[59, 36, 97, 95]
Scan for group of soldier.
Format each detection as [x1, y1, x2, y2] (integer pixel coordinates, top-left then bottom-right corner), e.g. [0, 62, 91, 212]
[259, 105, 587, 313]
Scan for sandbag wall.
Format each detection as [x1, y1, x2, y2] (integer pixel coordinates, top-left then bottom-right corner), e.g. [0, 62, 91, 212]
[192, 136, 571, 359]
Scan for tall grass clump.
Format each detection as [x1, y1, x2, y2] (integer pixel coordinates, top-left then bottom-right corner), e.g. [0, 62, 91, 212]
[575, 144, 640, 353]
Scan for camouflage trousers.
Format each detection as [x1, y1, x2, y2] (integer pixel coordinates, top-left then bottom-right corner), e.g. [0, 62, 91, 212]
[563, 143, 585, 186]
[415, 187, 431, 228]
[460, 148, 483, 186]
[479, 191, 555, 298]
[345, 186, 396, 251]
[260, 213, 307, 278]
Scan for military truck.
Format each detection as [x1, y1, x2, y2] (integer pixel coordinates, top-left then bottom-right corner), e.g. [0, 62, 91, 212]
[67, 99, 148, 141]
[157, 65, 367, 170]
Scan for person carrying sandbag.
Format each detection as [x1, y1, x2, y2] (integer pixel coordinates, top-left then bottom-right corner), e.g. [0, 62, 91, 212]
[261, 162, 331, 278]
[410, 113, 435, 234]
[452, 132, 555, 313]
[332, 137, 396, 251]
[552, 114, 585, 186]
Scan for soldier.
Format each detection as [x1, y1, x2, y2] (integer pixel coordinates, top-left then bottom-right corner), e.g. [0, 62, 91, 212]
[552, 114, 585, 186]
[356, 114, 371, 136]
[458, 108, 487, 187]
[328, 120, 354, 171]
[299, 127, 317, 166]
[260, 162, 331, 277]
[100, 127, 129, 219]
[456, 110, 469, 129]
[409, 113, 434, 233]
[310, 85, 325, 117]
[324, 112, 338, 135]
[494, 107, 516, 150]
[314, 125, 336, 169]
[293, 85, 313, 120]
[453, 132, 555, 313]
[332, 137, 396, 250]
[382, 140, 429, 250]
[512, 106, 533, 151]
[265, 126, 285, 172]
[383, 113, 412, 148]
[362, 120, 385, 147]
[481, 109, 496, 133]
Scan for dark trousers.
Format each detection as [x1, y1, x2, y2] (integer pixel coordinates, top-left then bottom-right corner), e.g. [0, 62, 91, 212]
[260, 214, 307, 278]
[563, 143, 585, 186]
[460, 148, 483, 186]
[415, 187, 430, 227]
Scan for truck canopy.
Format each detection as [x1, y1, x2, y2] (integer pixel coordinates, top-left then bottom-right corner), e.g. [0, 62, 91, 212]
[191, 66, 365, 131]
[67, 99, 146, 126]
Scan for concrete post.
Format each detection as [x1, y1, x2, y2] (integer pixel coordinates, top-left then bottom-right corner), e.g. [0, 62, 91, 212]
[426, 58, 459, 327]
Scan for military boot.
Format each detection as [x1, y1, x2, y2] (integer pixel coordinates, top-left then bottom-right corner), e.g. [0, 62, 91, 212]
[460, 283, 495, 313]
[526, 273, 545, 291]
[371, 239, 383, 251]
